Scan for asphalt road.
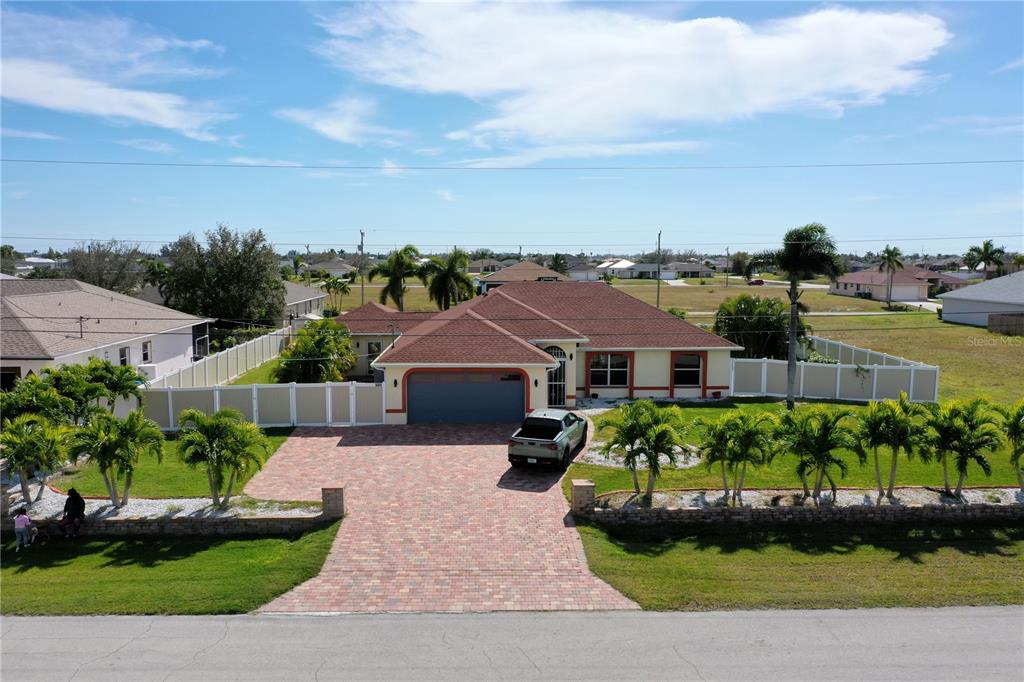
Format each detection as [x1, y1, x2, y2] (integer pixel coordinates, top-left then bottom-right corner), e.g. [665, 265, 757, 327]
[3, 607, 1022, 681]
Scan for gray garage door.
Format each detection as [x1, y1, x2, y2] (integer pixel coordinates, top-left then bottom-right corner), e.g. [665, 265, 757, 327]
[407, 371, 525, 424]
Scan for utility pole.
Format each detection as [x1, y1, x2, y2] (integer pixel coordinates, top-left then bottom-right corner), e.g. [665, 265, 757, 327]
[725, 246, 730, 288]
[655, 230, 662, 309]
[358, 229, 365, 305]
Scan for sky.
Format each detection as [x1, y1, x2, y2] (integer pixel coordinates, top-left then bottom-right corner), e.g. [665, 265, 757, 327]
[1, 1, 1022, 257]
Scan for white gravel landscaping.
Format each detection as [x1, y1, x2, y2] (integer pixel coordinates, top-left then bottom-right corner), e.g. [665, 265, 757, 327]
[6, 483, 321, 521]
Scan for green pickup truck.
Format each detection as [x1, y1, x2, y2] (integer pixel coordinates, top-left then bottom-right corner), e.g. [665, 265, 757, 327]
[507, 409, 588, 469]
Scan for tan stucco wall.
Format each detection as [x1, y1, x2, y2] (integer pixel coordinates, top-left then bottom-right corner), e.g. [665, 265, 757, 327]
[352, 334, 394, 376]
[706, 350, 732, 390]
[633, 350, 670, 389]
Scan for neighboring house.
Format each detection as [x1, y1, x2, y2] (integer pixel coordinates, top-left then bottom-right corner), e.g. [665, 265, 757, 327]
[15, 256, 64, 275]
[625, 263, 675, 280]
[316, 258, 358, 278]
[477, 261, 569, 293]
[283, 281, 327, 323]
[335, 302, 435, 379]
[667, 262, 715, 278]
[843, 259, 873, 273]
[938, 272, 1024, 328]
[1, 279, 212, 389]
[830, 266, 968, 301]
[368, 281, 741, 424]
[569, 262, 600, 281]
[467, 258, 504, 274]
[595, 259, 635, 278]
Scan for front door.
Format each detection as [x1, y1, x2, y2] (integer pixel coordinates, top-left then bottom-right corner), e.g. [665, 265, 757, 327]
[545, 346, 567, 407]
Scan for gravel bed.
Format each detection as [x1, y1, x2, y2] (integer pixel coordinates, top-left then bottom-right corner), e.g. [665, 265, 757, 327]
[7, 483, 321, 521]
[580, 441, 702, 469]
[599, 486, 1024, 510]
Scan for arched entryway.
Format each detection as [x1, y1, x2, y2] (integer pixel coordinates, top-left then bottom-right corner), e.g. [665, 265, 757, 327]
[544, 346, 567, 407]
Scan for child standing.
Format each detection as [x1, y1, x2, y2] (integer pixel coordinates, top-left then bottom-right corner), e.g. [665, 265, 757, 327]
[13, 508, 33, 552]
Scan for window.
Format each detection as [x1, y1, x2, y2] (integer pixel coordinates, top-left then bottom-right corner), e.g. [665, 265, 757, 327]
[589, 353, 629, 387]
[673, 354, 701, 387]
[141, 341, 152, 363]
[118, 347, 130, 366]
[367, 341, 382, 364]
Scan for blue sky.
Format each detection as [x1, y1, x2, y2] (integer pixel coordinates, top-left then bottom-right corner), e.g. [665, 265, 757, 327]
[1, 1, 1021, 257]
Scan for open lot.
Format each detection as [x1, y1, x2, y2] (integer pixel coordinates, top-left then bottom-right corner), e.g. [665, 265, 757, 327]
[0, 521, 339, 615]
[577, 521, 1024, 610]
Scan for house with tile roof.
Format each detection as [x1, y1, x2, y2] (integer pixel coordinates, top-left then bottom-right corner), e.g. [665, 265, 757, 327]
[337, 302, 436, 378]
[938, 271, 1024, 328]
[477, 261, 569, 293]
[467, 258, 505, 274]
[829, 266, 971, 301]
[340, 281, 741, 424]
[1, 279, 213, 389]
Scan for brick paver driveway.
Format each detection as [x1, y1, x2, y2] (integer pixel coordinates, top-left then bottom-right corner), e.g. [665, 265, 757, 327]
[245, 424, 637, 613]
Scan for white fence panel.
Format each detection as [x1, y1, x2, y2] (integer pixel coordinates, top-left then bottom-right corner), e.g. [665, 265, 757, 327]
[149, 325, 291, 390]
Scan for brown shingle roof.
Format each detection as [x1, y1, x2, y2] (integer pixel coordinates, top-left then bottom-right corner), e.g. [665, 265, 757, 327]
[1, 279, 210, 360]
[479, 261, 569, 282]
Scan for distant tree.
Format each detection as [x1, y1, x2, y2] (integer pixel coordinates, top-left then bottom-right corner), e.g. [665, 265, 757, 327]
[273, 319, 357, 383]
[23, 266, 64, 279]
[713, 294, 807, 360]
[420, 248, 474, 310]
[161, 224, 285, 326]
[0, 244, 18, 275]
[141, 258, 170, 302]
[964, 239, 1005, 278]
[641, 248, 674, 265]
[320, 276, 351, 311]
[470, 248, 495, 261]
[64, 240, 144, 293]
[754, 224, 844, 410]
[368, 245, 421, 311]
[292, 255, 304, 276]
[877, 245, 904, 309]
[177, 408, 270, 507]
[550, 253, 570, 276]
[0, 414, 69, 503]
[730, 251, 750, 276]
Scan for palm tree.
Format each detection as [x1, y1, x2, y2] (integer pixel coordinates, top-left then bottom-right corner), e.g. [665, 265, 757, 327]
[775, 407, 854, 505]
[948, 400, 1002, 499]
[755, 224, 844, 409]
[292, 255, 304, 277]
[367, 245, 421, 311]
[713, 294, 805, 360]
[722, 412, 776, 505]
[0, 414, 69, 503]
[273, 318, 356, 383]
[921, 400, 967, 496]
[141, 258, 170, 301]
[320, 275, 351, 311]
[639, 407, 684, 502]
[0, 374, 75, 425]
[965, 240, 1005, 279]
[996, 400, 1024, 492]
[599, 401, 683, 499]
[87, 358, 147, 412]
[877, 245, 904, 309]
[41, 364, 108, 425]
[853, 401, 893, 503]
[695, 416, 733, 503]
[177, 408, 270, 507]
[419, 248, 474, 310]
[550, 253, 570, 276]
[881, 392, 926, 500]
[70, 411, 163, 507]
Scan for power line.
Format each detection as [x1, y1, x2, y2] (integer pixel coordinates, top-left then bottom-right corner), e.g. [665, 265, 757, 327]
[3, 158, 1022, 171]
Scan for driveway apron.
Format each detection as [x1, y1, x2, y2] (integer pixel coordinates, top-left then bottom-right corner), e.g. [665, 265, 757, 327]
[245, 424, 638, 613]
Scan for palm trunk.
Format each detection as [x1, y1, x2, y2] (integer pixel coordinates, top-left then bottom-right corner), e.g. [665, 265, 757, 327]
[35, 476, 47, 502]
[630, 464, 641, 495]
[873, 448, 884, 505]
[221, 471, 237, 508]
[941, 453, 952, 495]
[954, 472, 966, 500]
[800, 470, 810, 499]
[100, 470, 119, 507]
[812, 468, 825, 504]
[207, 468, 221, 506]
[887, 270, 893, 308]
[121, 472, 133, 507]
[720, 460, 730, 501]
[733, 462, 747, 505]
[18, 468, 33, 506]
[786, 280, 798, 410]
[826, 472, 838, 504]
[887, 450, 898, 499]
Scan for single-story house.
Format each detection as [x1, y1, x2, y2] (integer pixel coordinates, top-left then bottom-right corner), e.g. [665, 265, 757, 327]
[316, 258, 358, 278]
[1, 279, 213, 389]
[569, 262, 600, 281]
[830, 266, 967, 301]
[667, 262, 715, 279]
[282, 281, 327, 323]
[335, 302, 435, 379]
[626, 263, 675, 280]
[477, 261, 569, 293]
[363, 281, 741, 424]
[467, 258, 505, 274]
[938, 272, 1024, 328]
[595, 259, 636, 278]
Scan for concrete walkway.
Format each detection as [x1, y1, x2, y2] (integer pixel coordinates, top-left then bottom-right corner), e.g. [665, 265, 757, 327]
[3, 607, 1021, 680]
[244, 425, 636, 613]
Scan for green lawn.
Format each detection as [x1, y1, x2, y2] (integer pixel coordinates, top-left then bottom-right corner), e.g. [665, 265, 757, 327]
[577, 521, 1024, 610]
[620, 285, 888, 313]
[575, 398, 1020, 496]
[228, 358, 281, 385]
[1, 521, 339, 615]
[51, 428, 292, 499]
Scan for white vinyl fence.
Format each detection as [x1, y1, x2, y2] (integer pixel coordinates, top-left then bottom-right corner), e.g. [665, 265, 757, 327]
[140, 381, 385, 430]
[149, 325, 292, 389]
[730, 336, 939, 403]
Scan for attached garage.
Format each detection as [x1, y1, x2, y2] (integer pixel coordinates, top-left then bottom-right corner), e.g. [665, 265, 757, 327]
[407, 370, 526, 424]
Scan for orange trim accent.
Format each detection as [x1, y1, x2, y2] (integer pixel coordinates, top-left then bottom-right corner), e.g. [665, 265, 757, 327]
[705, 384, 729, 389]
[632, 386, 670, 391]
[670, 351, 709, 399]
[385, 408, 404, 413]
[396, 367, 532, 415]
[584, 351, 635, 398]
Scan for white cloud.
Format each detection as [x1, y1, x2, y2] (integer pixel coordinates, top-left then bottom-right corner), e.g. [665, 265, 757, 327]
[0, 8, 228, 140]
[276, 97, 405, 145]
[433, 189, 455, 201]
[1, 128, 63, 140]
[992, 57, 1024, 74]
[924, 115, 1023, 137]
[317, 4, 951, 152]
[380, 159, 407, 177]
[117, 138, 176, 153]
[228, 157, 303, 167]
[463, 140, 706, 168]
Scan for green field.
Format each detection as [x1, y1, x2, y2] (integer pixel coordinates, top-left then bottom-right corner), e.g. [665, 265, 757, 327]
[1, 522, 339, 615]
[577, 521, 1024, 610]
[574, 398, 1020, 496]
[51, 428, 292, 499]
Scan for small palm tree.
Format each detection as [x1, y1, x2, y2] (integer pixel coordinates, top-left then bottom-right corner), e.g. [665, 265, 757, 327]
[42, 364, 108, 425]
[949, 400, 1002, 499]
[776, 407, 854, 505]
[71, 411, 163, 507]
[0, 414, 69, 503]
[723, 412, 776, 505]
[292, 255, 304, 277]
[420, 248, 474, 310]
[599, 401, 683, 499]
[88, 358, 147, 412]
[965, 240, 1005, 278]
[695, 416, 733, 502]
[639, 408, 684, 502]
[881, 392, 926, 500]
[368, 245, 421, 311]
[921, 400, 967, 496]
[996, 400, 1024, 492]
[755, 224, 844, 409]
[177, 408, 270, 507]
[320, 275, 351, 311]
[550, 253, 569, 276]
[877, 245, 903, 309]
[853, 400, 892, 502]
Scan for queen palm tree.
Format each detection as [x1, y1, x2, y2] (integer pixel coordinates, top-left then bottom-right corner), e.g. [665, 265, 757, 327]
[599, 401, 683, 499]
[775, 407, 854, 505]
[0, 414, 69, 503]
[177, 408, 270, 507]
[996, 400, 1024, 492]
[877, 245, 904, 309]
[419, 248, 474, 310]
[755, 224, 844, 409]
[965, 240, 1005, 279]
[368, 245, 421, 311]
[948, 400, 1002, 499]
[70, 411, 163, 507]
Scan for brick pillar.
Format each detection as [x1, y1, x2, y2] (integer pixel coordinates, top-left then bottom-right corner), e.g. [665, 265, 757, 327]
[322, 487, 345, 519]
[571, 479, 595, 515]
